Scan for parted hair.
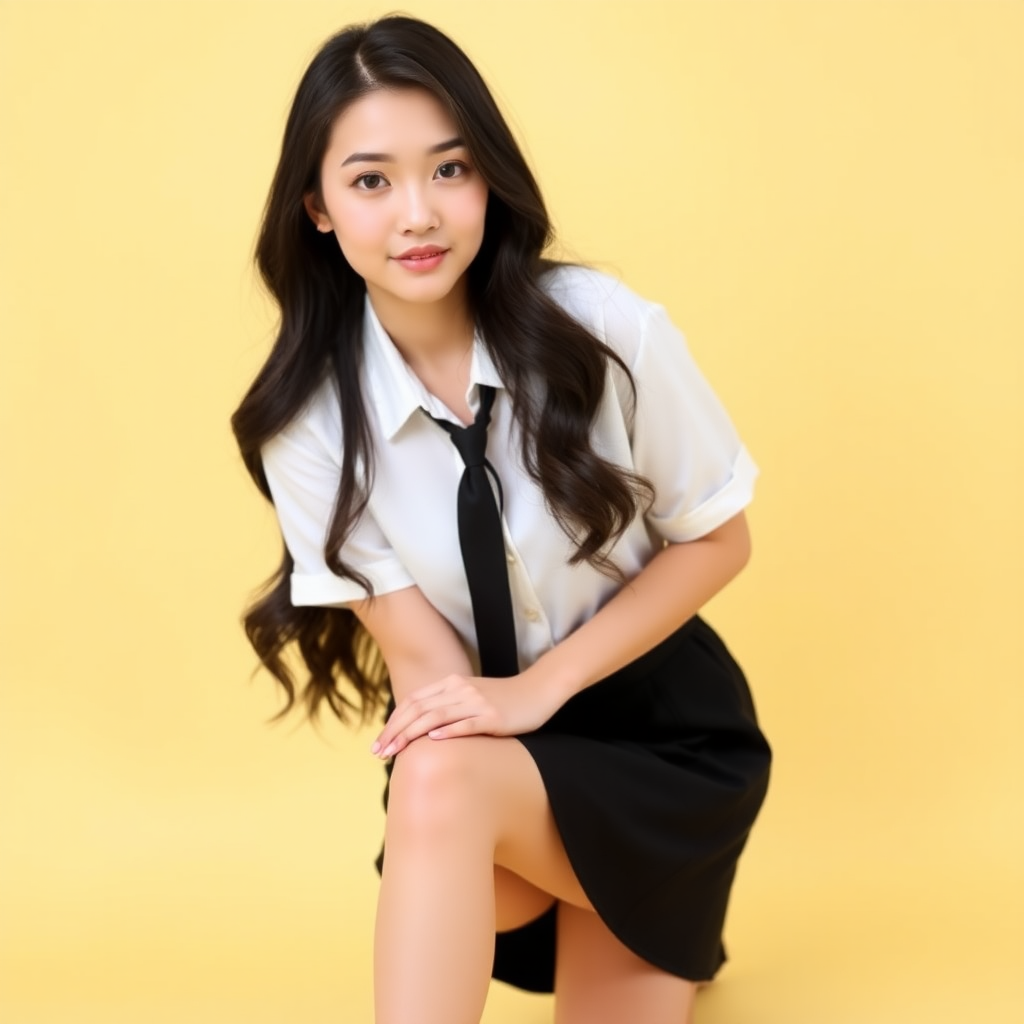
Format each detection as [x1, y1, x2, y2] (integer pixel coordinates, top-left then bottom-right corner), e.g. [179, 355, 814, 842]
[231, 15, 652, 721]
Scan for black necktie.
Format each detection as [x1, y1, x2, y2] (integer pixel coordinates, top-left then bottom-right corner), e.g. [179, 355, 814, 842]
[427, 385, 519, 677]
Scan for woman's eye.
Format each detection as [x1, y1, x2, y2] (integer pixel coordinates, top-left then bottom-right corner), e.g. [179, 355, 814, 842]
[355, 172, 388, 190]
[435, 161, 465, 180]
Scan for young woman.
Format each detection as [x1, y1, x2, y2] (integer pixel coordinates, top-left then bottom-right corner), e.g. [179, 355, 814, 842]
[233, 15, 771, 1024]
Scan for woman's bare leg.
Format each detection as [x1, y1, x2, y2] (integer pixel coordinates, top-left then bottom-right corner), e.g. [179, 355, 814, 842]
[373, 735, 588, 1024]
[554, 902, 698, 1024]
[494, 865, 556, 931]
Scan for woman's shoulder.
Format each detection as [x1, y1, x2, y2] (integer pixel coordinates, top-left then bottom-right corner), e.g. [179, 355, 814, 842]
[261, 370, 343, 464]
[540, 263, 660, 362]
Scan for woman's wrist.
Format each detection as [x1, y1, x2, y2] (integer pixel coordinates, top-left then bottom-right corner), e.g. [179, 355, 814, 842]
[517, 646, 592, 707]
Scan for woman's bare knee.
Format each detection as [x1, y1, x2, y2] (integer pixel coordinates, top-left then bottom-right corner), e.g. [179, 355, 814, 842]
[386, 737, 496, 841]
[388, 736, 591, 910]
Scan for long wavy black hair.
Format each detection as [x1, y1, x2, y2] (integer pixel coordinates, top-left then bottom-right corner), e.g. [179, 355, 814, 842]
[232, 15, 653, 722]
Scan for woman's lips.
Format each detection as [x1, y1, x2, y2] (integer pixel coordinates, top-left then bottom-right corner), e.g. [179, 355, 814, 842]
[393, 246, 449, 271]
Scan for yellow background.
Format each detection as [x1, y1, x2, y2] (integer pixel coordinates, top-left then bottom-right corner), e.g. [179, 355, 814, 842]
[1, 1, 1021, 1021]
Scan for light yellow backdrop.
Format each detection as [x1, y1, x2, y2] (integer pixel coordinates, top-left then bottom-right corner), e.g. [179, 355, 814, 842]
[1, 1, 1021, 1022]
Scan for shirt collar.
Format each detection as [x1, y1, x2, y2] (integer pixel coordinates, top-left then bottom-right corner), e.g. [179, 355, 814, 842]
[362, 294, 504, 441]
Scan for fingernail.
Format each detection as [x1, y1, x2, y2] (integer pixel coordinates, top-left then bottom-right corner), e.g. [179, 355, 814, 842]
[370, 740, 381, 754]
[382, 743, 396, 758]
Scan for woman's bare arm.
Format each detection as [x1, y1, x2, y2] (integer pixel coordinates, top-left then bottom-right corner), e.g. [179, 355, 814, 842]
[348, 586, 475, 705]
[523, 509, 751, 702]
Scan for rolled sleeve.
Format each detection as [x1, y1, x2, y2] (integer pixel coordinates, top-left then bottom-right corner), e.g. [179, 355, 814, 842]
[647, 445, 758, 541]
[629, 304, 759, 542]
[261, 409, 414, 607]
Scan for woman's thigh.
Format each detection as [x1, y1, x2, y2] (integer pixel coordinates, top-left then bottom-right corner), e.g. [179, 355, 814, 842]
[494, 866, 555, 932]
[554, 902, 697, 1024]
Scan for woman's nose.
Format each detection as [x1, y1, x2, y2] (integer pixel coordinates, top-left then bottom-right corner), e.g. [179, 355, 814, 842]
[397, 183, 439, 234]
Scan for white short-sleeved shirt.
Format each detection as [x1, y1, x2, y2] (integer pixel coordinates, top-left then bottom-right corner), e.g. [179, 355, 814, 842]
[261, 265, 757, 670]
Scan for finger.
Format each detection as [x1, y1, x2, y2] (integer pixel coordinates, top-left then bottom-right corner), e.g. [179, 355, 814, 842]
[427, 715, 489, 741]
[378, 702, 482, 758]
[382, 711, 462, 756]
[373, 689, 469, 754]
[370, 675, 488, 755]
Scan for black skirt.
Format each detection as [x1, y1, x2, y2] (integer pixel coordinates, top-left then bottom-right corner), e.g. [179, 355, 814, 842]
[492, 615, 771, 991]
[378, 615, 771, 993]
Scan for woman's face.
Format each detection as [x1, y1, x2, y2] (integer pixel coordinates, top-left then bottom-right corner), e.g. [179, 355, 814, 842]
[307, 88, 489, 321]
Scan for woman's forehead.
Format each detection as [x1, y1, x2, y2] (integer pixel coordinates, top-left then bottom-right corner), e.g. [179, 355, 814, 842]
[326, 88, 461, 159]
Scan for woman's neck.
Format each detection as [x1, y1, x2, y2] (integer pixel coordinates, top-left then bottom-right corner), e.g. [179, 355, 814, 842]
[367, 282, 475, 367]
[367, 282, 477, 423]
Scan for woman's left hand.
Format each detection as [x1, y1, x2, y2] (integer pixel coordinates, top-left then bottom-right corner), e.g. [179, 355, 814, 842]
[371, 673, 559, 759]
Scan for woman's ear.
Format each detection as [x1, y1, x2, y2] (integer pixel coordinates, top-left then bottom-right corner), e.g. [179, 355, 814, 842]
[303, 192, 333, 233]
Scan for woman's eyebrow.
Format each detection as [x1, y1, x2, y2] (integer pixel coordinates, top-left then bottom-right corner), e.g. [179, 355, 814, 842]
[341, 136, 465, 166]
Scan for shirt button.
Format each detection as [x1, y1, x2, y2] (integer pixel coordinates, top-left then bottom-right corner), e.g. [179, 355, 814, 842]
[523, 607, 541, 623]
[506, 552, 516, 565]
